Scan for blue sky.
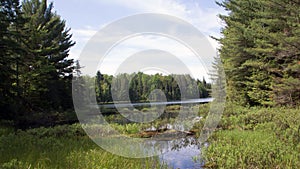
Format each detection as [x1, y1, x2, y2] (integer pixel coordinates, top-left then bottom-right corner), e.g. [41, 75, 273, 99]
[51, 0, 226, 79]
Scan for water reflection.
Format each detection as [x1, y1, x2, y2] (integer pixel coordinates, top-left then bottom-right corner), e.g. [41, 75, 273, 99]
[145, 137, 203, 169]
[93, 99, 210, 167]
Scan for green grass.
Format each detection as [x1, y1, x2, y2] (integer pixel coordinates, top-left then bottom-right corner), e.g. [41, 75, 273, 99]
[0, 124, 168, 169]
[203, 130, 300, 168]
[202, 105, 300, 168]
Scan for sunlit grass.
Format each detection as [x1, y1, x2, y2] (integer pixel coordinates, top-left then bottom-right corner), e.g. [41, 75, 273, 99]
[0, 124, 168, 169]
[203, 105, 300, 168]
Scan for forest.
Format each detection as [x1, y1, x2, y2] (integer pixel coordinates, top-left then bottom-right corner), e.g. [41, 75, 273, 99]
[93, 71, 210, 103]
[0, 0, 300, 168]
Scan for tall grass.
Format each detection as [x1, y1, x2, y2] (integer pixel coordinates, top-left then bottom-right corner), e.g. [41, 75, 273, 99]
[202, 105, 300, 168]
[203, 130, 300, 168]
[0, 124, 168, 169]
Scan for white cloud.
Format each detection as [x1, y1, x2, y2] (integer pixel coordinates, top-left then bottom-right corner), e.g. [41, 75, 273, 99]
[69, 27, 99, 59]
[100, 0, 223, 34]
[69, 0, 225, 78]
[72, 28, 97, 41]
[97, 35, 213, 80]
[102, 0, 188, 16]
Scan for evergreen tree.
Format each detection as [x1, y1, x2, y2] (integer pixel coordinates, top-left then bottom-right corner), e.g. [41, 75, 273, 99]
[95, 71, 103, 103]
[0, 0, 75, 127]
[217, 0, 300, 106]
[0, 0, 26, 119]
[20, 0, 75, 110]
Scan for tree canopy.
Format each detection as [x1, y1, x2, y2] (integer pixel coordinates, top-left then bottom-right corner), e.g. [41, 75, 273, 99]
[217, 0, 300, 106]
[93, 71, 210, 103]
[0, 0, 75, 127]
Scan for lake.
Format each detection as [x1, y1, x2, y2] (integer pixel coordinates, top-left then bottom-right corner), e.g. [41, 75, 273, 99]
[158, 137, 205, 169]
[99, 98, 213, 109]
[96, 98, 212, 168]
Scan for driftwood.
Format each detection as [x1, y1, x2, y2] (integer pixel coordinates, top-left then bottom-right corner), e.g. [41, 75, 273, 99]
[138, 129, 196, 139]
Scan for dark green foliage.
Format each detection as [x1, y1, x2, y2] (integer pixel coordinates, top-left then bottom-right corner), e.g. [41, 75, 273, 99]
[20, 0, 75, 110]
[0, 0, 75, 128]
[94, 71, 211, 103]
[217, 0, 300, 106]
[0, 0, 26, 120]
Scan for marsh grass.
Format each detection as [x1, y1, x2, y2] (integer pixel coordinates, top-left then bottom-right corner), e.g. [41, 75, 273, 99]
[0, 124, 168, 169]
[203, 105, 300, 168]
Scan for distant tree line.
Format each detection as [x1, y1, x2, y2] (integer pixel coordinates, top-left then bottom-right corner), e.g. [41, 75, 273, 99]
[94, 71, 211, 103]
[217, 0, 300, 106]
[0, 0, 75, 128]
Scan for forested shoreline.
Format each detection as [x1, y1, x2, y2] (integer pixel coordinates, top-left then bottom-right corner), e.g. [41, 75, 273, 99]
[92, 71, 210, 103]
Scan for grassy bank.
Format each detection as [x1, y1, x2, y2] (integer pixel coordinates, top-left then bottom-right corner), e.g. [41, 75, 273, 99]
[0, 124, 167, 169]
[202, 104, 300, 168]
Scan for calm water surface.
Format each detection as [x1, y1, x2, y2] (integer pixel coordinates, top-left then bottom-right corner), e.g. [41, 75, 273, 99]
[97, 98, 211, 168]
[156, 137, 204, 169]
[99, 98, 213, 108]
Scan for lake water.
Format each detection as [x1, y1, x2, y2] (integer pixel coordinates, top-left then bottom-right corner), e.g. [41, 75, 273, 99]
[99, 98, 213, 108]
[156, 137, 204, 169]
[143, 124, 205, 169]
[97, 98, 211, 168]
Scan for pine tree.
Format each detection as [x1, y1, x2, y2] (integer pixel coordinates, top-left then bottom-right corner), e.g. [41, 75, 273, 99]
[0, 0, 26, 119]
[216, 0, 260, 105]
[217, 0, 300, 106]
[95, 71, 103, 103]
[20, 0, 75, 110]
